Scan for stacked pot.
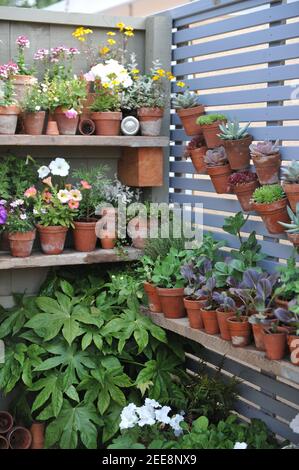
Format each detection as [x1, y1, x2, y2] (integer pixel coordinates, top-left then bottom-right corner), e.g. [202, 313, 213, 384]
[0, 410, 44, 449]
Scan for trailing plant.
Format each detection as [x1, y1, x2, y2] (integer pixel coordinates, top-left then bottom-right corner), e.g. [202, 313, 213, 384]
[249, 140, 280, 159]
[173, 89, 199, 109]
[252, 184, 285, 204]
[227, 171, 258, 190]
[218, 119, 250, 140]
[279, 203, 299, 233]
[184, 135, 206, 158]
[196, 114, 227, 126]
[281, 161, 299, 184]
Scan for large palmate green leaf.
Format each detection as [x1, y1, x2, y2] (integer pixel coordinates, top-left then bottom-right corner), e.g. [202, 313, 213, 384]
[0, 295, 39, 339]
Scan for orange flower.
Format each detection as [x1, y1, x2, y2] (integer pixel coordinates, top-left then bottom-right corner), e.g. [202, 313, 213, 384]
[42, 176, 53, 187]
[81, 180, 92, 190]
[24, 186, 37, 198]
[42, 191, 52, 203]
[68, 199, 79, 210]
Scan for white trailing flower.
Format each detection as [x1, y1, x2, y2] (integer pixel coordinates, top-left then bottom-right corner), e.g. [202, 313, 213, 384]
[290, 413, 299, 434]
[57, 190, 71, 204]
[169, 414, 184, 437]
[145, 398, 161, 409]
[136, 404, 156, 427]
[89, 59, 133, 89]
[155, 406, 171, 425]
[119, 403, 139, 430]
[49, 158, 70, 177]
[234, 442, 247, 449]
[37, 165, 50, 179]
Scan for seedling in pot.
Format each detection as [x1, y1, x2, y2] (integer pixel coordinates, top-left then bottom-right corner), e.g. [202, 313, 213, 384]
[181, 256, 212, 300]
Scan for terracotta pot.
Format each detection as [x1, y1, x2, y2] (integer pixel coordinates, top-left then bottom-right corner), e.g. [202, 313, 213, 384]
[252, 153, 281, 185]
[46, 120, 59, 135]
[0, 411, 13, 434]
[252, 319, 278, 351]
[275, 296, 289, 309]
[91, 111, 122, 136]
[144, 282, 162, 313]
[201, 308, 220, 335]
[81, 92, 96, 118]
[222, 135, 252, 170]
[8, 426, 32, 449]
[227, 316, 251, 347]
[283, 182, 299, 213]
[177, 105, 205, 136]
[30, 422, 45, 449]
[78, 118, 95, 135]
[0, 230, 10, 251]
[201, 121, 226, 148]
[100, 236, 116, 249]
[23, 111, 46, 135]
[184, 297, 207, 329]
[263, 327, 287, 360]
[157, 287, 186, 319]
[287, 335, 299, 366]
[216, 309, 235, 341]
[0, 435, 9, 449]
[207, 164, 232, 194]
[0, 105, 20, 134]
[287, 233, 299, 248]
[190, 147, 207, 173]
[8, 230, 36, 257]
[37, 224, 68, 255]
[73, 220, 97, 252]
[11, 74, 37, 104]
[137, 107, 164, 136]
[54, 107, 79, 135]
[252, 198, 290, 234]
[234, 180, 259, 211]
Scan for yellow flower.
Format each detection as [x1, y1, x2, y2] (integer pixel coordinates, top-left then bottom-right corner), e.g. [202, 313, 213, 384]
[167, 74, 175, 81]
[157, 68, 166, 77]
[100, 46, 110, 55]
[124, 31, 134, 37]
[107, 38, 116, 45]
[111, 79, 120, 86]
[125, 26, 134, 31]
[102, 83, 110, 89]
[152, 75, 160, 81]
[72, 27, 93, 41]
[107, 31, 116, 36]
[177, 81, 186, 88]
[117, 22, 125, 31]
[131, 68, 140, 74]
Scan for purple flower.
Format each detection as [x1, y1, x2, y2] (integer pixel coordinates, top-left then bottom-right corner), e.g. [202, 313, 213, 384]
[64, 108, 78, 119]
[16, 35, 30, 49]
[0, 205, 7, 225]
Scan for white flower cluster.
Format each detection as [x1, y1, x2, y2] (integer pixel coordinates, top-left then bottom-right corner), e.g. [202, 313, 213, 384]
[119, 399, 185, 437]
[88, 59, 133, 89]
[234, 442, 247, 449]
[37, 157, 70, 179]
[290, 413, 299, 434]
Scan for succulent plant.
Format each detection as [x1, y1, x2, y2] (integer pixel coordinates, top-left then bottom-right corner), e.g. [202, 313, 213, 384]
[281, 161, 299, 184]
[279, 203, 299, 233]
[197, 113, 227, 126]
[204, 146, 228, 167]
[252, 184, 285, 204]
[184, 135, 206, 157]
[218, 119, 251, 141]
[173, 89, 200, 109]
[228, 171, 258, 188]
[249, 140, 280, 158]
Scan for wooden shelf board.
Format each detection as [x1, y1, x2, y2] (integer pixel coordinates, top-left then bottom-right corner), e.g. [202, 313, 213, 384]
[0, 247, 142, 270]
[143, 310, 299, 386]
[0, 135, 169, 147]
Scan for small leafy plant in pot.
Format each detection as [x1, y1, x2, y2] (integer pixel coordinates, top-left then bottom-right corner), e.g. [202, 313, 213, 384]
[196, 114, 227, 148]
[196, 276, 220, 335]
[5, 197, 36, 257]
[251, 184, 290, 234]
[274, 256, 299, 308]
[218, 119, 252, 170]
[90, 88, 122, 136]
[275, 301, 299, 366]
[184, 135, 207, 173]
[204, 146, 232, 194]
[0, 62, 21, 134]
[138, 255, 162, 313]
[228, 171, 259, 212]
[250, 140, 281, 185]
[21, 82, 48, 135]
[214, 292, 237, 341]
[281, 161, 299, 213]
[173, 86, 205, 136]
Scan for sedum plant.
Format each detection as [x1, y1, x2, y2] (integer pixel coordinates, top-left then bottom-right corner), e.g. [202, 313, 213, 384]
[252, 184, 285, 204]
[218, 119, 250, 141]
[173, 89, 199, 109]
[197, 113, 227, 126]
[249, 140, 280, 158]
[184, 135, 206, 157]
[204, 146, 228, 166]
[279, 203, 299, 233]
[228, 171, 258, 189]
[281, 161, 299, 184]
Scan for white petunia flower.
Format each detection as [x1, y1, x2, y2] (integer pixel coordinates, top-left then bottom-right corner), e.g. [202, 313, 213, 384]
[145, 398, 161, 409]
[20, 214, 27, 220]
[57, 190, 71, 204]
[155, 406, 171, 425]
[14, 199, 24, 206]
[49, 158, 70, 177]
[38, 165, 50, 179]
[35, 105, 41, 111]
[290, 413, 299, 434]
[119, 403, 139, 430]
[89, 59, 133, 89]
[69, 189, 82, 202]
[137, 405, 156, 427]
[234, 442, 247, 449]
[169, 414, 184, 437]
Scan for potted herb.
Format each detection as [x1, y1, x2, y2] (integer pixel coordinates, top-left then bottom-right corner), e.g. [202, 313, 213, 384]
[214, 292, 237, 341]
[90, 88, 122, 136]
[21, 82, 48, 135]
[251, 184, 290, 234]
[218, 119, 252, 170]
[228, 171, 259, 211]
[184, 135, 207, 173]
[5, 197, 36, 257]
[204, 146, 232, 194]
[250, 140, 281, 185]
[263, 322, 287, 361]
[138, 255, 162, 313]
[196, 276, 220, 335]
[275, 302, 299, 366]
[279, 203, 299, 248]
[282, 161, 299, 213]
[173, 87, 205, 136]
[12, 35, 37, 104]
[0, 62, 21, 134]
[196, 114, 227, 148]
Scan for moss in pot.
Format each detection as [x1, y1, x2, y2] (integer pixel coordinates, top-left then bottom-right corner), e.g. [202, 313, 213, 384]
[204, 146, 232, 194]
[251, 184, 290, 234]
[218, 119, 252, 170]
[197, 113, 227, 148]
[184, 135, 207, 173]
[228, 171, 259, 211]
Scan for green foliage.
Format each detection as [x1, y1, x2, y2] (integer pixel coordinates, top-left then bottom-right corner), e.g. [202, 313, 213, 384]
[218, 119, 250, 140]
[6, 200, 35, 233]
[252, 184, 285, 204]
[90, 88, 120, 112]
[47, 76, 87, 113]
[196, 113, 227, 126]
[279, 204, 299, 233]
[275, 255, 299, 301]
[21, 82, 48, 112]
[0, 154, 37, 200]
[151, 248, 190, 288]
[33, 190, 77, 228]
[173, 89, 199, 109]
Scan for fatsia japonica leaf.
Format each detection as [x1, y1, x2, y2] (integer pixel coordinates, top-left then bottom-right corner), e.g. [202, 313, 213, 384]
[30, 372, 64, 417]
[0, 295, 39, 339]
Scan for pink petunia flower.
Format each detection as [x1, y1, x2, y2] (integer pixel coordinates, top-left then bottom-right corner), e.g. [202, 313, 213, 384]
[24, 186, 37, 198]
[68, 199, 79, 210]
[64, 108, 78, 119]
[81, 180, 92, 190]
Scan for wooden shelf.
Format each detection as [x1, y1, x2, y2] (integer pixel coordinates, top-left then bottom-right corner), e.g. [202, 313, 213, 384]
[143, 310, 299, 386]
[0, 247, 142, 270]
[0, 135, 169, 147]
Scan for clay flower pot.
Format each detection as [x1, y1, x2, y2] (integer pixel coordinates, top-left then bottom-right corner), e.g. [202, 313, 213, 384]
[54, 107, 79, 135]
[184, 297, 207, 329]
[0, 411, 14, 434]
[137, 107, 164, 136]
[287, 233, 299, 248]
[201, 121, 224, 148]
[8, 230, 36, 257]
[201, 308, 220, 335]
[216, 309, 235, 341]
[252, 198, 290, 234]
[144, 282, 162, 313]
[11, 74, 37, 104]
[252, 153, 281, 185]
[177, 105, 205, 136]
[37, 225, 68, 255]
[190, 147, 207, 173]
[234, 180, 259, 212]
[73, 219, 97, 252]
[23, 111, 46, 135]
[222, 135, 252, 170]
[283, 183, 299, 213]
[252, 319, 278, 351]
[287, 335, 299, 366]
[8, 426, 32, 449]
[263, 327, 287, 360]
[0, 105, 20, 134]
[157, 287, 186, 319]
[227, 316, 251, 347]
[30, 422, 45, 449]
[100, 236, 116, 249]
[207, 164, 232, 194]
[0, 435, 9, 449]
[91, 111, 122, 136]
[46, 120, 59, 135]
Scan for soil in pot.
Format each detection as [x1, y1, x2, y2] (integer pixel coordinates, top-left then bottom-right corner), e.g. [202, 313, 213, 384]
[227, 316, 251, 347]
[157, 287, 186, 319]
[0, 411, 14, 434]
[216, 309, 235, 341]
[91, 111, 122, 136]
[37, 225, 68, 255]
[177, 105, 205, 136]
[30, 422, 45, 449]
[8, 427, 32, 449]
[184, 297, 207, 329]
[283, 183, 299, 213]
[207, 164, 232, 194]
[201, 308, 220, 335]
[0, 105, 20, 134]
[252, 153, 281, 185]
[144, 282, 162, 313]
[190, 147, 207, 173]
[201, 121, 224, 148]
[73, 219, 97, 252]
[137, 107, 164, 137]
[287, 335, 299, 366]
[54, 107, 79, 135]
[234, 180, 259, 212]
[222, 135, 252, 170]
[287, 233, 299, 248]
[263, 327, 287, 360]
[8, 230, 36, 257]
[100, 236, 116, 249]
[23, 111, 46, 135]
[252, 198, 290, 234]
[0, 435, 9, 449]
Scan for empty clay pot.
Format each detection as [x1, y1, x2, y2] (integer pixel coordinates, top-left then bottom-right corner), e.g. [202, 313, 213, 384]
[157, 287, 186, 319]
[201, 308, 220, 335]
[227, 316, 251, 347]
[137, 107, 164, 136]
[184, 297, 207, 329]
[8, 230, 36, 257]
[234, 180, 259, 212]
[100, 236, 116, 249]
[216, 309, 234, 341]
[283, 182, 299, 213]
[287, 233, 299, 248]
[91, 111, 122, 136]
[144, 282, 162, 313]
[8, 426, 32, 449]
[190, 147, 207, 173]
[73, 219, 97, 252]
[0, 435, 9, 449]
[46, 120, 59, 135]
[177, 105, 205, 136]
[23, 111, 46, 135]
[222, 135, 252, 170]
[0, 411, 13, 434]
[252, 198, 290, 234]
[30, 422, 45, 449]
[207, 164, 232, 194]
[37, 225, 68, 255]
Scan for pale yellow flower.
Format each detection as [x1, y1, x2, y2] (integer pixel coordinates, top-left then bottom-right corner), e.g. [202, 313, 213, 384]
[100, 46, 110, 55]
[107, 38, 116, 45]
[107, 31, 116, 36]
[177, 81, 186, 88]
[124, 31, 134, 37]
[152, 75, 160, 81]
[131, 68, 140, 74]
[117, 22, 125, 31]
[157, 68, 165, 77]
[125, 26, 134, 31]
[102, 83, 110, 89]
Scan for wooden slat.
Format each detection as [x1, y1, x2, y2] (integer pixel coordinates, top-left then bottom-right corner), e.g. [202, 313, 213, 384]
[0, 136, 169, 147]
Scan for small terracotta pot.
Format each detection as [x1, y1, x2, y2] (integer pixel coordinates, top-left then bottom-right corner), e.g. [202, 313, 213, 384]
[184, 297, 207, 329]
[78, 118, 96, 135]
[201, 121, 226, 148]
[91, 111, 122, 136]
[73, 219, 97, 252]
[263, 327, 287, 360]
[100, 236, 116, 249]
[30, 422, 45, 449]
[144, 282, 162, 313]
[222, 135, 252, 170]
[275, 296, 289, 309]
[0, 435, 9, 449]
[8, 230, 36, 257]
[252, 319, 278, 351]
[252, 198, 290, 234]
[234, 180, 259, 212]
[157, 287, 186, 319]
[283, 182, 299, 213]
[216, 309, 235, 341]
[287, 233, 299, 248]
[46, 120, 59, 135]
[0, 411, 14, 434]
[227, 316, 251, 347]
[11, 74, 37, 104]
[252, 153, 281, 185]
[37, 224, 68, 255]
[54, 107, 79, 135]
[8, 426, 32, 449]
[23, 111, 46, 135]
[190, 147, 207, 173]
[201, 308, 220, 335]
[0, 105, 20, 134]
[177, 105, 205, 136]
[207, 164, 232, 194]
[287, 335, 299, 366]
[137, 107, 164, 136]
